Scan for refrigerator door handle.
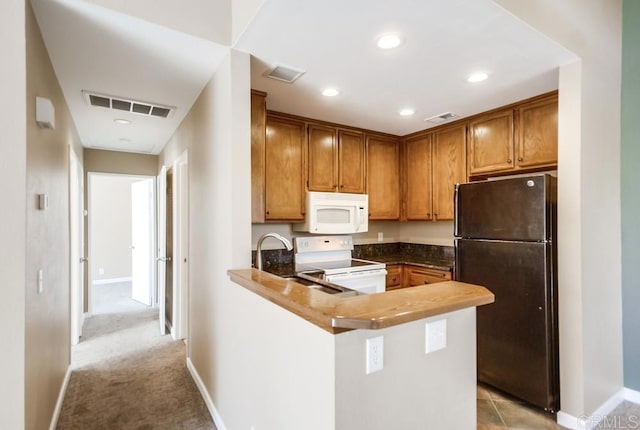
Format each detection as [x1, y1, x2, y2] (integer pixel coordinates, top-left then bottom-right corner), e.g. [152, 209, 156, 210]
[453, 183, 460, 237]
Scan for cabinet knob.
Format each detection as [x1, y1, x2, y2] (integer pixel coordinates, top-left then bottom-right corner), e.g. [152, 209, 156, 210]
[507, 159, 512, 164]
[266, 210, 270, 215]
[518, 157, 523, 162]
[340, 184, 344, 188]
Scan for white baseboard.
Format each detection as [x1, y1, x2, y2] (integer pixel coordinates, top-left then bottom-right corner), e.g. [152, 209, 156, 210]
[92, 276, 132, 285]
[49, 365, 72, 430]
[186, 357, 227, 430]
[557, 388, 626, 430]
[624, 387, 640, 404]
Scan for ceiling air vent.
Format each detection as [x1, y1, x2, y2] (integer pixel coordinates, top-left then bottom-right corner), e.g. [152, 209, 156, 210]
[82, 90, 174, 119]
[264, 65, 305, 83]
[424, 112, 459, 124]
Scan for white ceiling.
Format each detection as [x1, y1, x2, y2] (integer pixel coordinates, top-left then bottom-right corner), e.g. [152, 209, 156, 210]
[30, 0, 577, 155]
[30, 0, 228, 154]
[236, 0, 577, 136]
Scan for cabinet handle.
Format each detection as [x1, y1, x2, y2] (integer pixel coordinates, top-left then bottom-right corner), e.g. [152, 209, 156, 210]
[507, 159, 512, 163]
[518, 157, 523, 162]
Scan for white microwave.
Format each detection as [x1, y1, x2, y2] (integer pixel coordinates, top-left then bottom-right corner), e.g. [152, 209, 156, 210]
[293, 192, 368, 234]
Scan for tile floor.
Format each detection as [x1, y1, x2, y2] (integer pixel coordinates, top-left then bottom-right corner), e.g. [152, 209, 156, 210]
[478, 384, 640, 429]
[477, 383, 564, 429]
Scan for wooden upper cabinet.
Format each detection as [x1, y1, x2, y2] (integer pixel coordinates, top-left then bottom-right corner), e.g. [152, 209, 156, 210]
[264, 115, 306, 221]
[404, 134, 433, 220]
[307, 124, 338, 192]
[468, 110, 514, 176]
[251, 91, 267, 223]
[432, 124, 467, 220]
[516, 96, 558, 169]
[367, 135, 400, 220]
[338, 130, 366, 193]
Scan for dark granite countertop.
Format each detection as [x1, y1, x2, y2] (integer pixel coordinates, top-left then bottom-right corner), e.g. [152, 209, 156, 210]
[252, 241, 454, 275]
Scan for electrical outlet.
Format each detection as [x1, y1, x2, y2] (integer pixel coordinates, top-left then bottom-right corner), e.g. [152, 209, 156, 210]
[425, 319, 447, 354]
[366, 336, 384, 374]
[377, 232, 384, 242]
[98, 267, 104, 275]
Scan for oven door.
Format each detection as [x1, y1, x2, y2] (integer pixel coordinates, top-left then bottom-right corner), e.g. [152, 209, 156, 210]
[324, 269, 387, 294]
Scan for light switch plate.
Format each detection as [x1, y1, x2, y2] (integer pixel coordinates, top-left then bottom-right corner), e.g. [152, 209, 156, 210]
[425, 319, 447, 354]
[366, 336, 384, 374]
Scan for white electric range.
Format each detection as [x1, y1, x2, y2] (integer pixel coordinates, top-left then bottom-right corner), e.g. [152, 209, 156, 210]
[294, 235, 387, 294]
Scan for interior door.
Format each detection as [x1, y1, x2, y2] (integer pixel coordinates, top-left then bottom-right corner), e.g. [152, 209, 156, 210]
[131, 179, 154, 306]
[165, 169, 174, 334]
[157, 166, 167, 335]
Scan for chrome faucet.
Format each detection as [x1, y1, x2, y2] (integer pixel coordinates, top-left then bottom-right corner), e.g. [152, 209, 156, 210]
[255, 232, 293, 271]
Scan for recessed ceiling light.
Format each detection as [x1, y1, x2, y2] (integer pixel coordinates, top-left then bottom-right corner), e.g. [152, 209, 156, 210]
[114, 118, 131, 124]
[322, 88, 340, 97]
[399, 108, 415, 116]
[377, 33, 402, 49]
[467, 72, 489, 83]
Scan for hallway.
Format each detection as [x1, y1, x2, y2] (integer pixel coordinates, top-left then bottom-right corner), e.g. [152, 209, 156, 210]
[57, 309, 215, 429]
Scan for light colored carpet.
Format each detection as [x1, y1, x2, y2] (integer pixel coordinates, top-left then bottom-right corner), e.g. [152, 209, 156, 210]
[92, 281, 149, 315]
[57, 309, 216, 429]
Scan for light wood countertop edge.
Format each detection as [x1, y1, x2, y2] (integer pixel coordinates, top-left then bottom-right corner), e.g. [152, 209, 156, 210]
[228, 268, 494, 334]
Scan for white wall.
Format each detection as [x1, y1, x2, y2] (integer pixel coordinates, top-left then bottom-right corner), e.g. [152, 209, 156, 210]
[495, 0, 623, 419]
[0, 0, 26, 428]
[335, 309, 477, 430]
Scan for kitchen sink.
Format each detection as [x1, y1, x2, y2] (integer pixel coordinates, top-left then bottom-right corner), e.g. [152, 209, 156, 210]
[282, 273, 361, 297]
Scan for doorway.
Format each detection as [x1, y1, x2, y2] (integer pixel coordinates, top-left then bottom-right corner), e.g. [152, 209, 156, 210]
[157, 150, 189, 340]
[87, 173, 156, 315]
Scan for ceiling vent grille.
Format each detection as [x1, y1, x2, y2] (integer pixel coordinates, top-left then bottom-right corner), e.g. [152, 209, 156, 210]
[264, 65, 305, 83]
[424, 112, 459, 124]
[82, 91, 175, 118]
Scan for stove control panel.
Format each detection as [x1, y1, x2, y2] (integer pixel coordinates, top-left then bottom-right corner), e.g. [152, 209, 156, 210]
[294, 235, 354, 253]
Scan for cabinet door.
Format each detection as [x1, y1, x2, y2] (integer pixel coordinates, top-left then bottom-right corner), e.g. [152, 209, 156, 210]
[516, 96, 558, 169]
[468, 110, 514, 175]
[338, 130, 366, 193]
[367, 136, 400, 220]
[251, 91, 266, 223]
[385, 264, 403, 291]
[307, 124, 338, 192]
[265, 116, 305, 220]
[404, 134, 433, 220]
[433, 124, 467, 220]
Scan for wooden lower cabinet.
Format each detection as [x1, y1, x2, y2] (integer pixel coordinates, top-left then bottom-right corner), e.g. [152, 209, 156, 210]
[404, 265, 452, 287]
[385, 264, 403, 290]
[385, 264, 452, 291]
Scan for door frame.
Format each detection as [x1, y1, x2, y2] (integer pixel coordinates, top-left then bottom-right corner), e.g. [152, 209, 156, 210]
[157, 150, 189, 340]
[86, 172, 156, 315]
[69, 149, 84, 345]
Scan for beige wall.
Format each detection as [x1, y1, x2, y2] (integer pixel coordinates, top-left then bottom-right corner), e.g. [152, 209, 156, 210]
[495, 0, 623, 420]
[89, 174, 140, 281]
[84, 148, 158, 176]
[25, 1, 83, 429]
[83, 149, 158, 309]
[160, 48, 257, 429]
[0, 0, 26, 428]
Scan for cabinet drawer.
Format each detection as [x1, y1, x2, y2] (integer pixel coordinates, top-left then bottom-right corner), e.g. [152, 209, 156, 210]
[385, 264, 402, 290]
[405, 266, 451, 287]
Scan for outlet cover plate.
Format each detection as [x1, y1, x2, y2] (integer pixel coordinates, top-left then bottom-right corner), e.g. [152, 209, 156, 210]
[425, 319, 447, 354]
[366, 336, 384, 374]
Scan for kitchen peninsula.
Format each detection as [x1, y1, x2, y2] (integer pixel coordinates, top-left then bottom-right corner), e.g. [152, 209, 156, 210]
[227, 268, 493, 430]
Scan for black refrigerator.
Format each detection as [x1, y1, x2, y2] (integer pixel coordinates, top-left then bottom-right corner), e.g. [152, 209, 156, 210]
[454, 174, 559, 412]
